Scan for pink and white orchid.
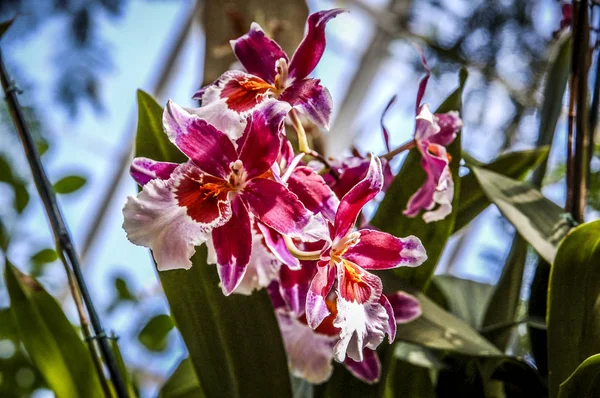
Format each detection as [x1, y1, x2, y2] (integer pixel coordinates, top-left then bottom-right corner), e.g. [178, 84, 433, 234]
[122, 99, 311, 295]
[193, 9, 346, 139]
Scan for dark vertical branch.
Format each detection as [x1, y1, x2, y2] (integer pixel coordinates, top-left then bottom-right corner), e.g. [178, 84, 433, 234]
[588, 4, 600, 189]
[0, 50, 128, 398]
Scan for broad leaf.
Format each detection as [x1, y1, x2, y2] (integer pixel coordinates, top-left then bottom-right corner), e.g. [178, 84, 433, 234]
[138, 314, 175, 352]
[471, 167, 570, 264]
[455, 147, 550, 232]
[0, 18, 13, 39]
[548, 220, 600, 398]
[160, 357, 204, 398]
[111, 339, 138, 397]
[371, 68, 468, 291]
[384, 359, 435, 398]
[4, 262, 103, 398]
[558, 354, 600, 398]
[53, 175, 86, 194]
[134, 90, 291, 398]
[0, 155, 30, 213]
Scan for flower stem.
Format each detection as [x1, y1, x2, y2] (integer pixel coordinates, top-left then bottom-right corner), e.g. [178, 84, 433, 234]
[283, 235, 321, 261]
[380, 139, 417, 160]
[289, 108, 311, 153]
[0, 50, 129, 398]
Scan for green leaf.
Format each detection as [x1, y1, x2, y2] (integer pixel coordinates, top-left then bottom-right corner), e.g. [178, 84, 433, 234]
[384, 359, 435, 398]
[471, 167, 570, 264]
[455, 147, 550, 232]
[492, 358, 548, 397]
[371, 67, 468, 291]
[4, 262, 103, 398]
[160, 357, 204, 398]
[481, 235, 529, 350]
[111, 338, 138, 398]
[30, 248, 58, 265]
[0, 155, 30, 213]
[138, 314, 175, 352]
[53, 175, 86, 194]
[0, 18, 13, 39]
[548, 220, 600, 398]
[135, 90, 186, 164]
[134, 93, 291, 397]
[432, 275, 494, 329]
[558, 354, 600, 398]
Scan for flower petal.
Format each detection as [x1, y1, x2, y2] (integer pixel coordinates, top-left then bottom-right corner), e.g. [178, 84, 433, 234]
[334, 261, 388, 362]
[288, 9, 347, 81]
[430, 110, 462, 146]
[230, 22, 288, 83]
[306, 262, 336, 329]
[343, 230, 427, 270]
[334, 155, 383, 240]
[404, 143, 454, 223]
[279, 78, 333, 129]
[387, 291, 422, 324]
[238, 100, 291, 179]
[287, 165, 339, 223]
[275, 309, 337, 384]
[343, 348, 381, 384]
[123, 167, 230, 270]
[279, 259, 317, 317]
[379, 294, 396, 343]
[242, 178, 311, 235]
[256, 222, 300, 269]
[211, 197, 252, 295]
[232, 223, 282, 295]
[163, 100, 237, 178]
[414, 45, 431, 112]
[130, 157, 178, 186]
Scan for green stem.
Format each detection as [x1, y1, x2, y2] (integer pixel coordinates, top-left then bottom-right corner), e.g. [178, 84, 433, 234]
[283, 235, 321, 261]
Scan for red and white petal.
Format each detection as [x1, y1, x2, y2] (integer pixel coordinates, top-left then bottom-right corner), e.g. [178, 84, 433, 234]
[211, 197, 252, 295]
[230, 23, 289, 83]
[334, 155, 383, 241]
[379, 294, 397, 343]
[431, 110, 462, 146]
[275, 309, 337, 384]
[198, 71, 273, 114]
[163, 101, 238, 178]
[186, 102, 248, 141]
[386, 291, 422, 324]
[333, 261, 388, 362]
[241, 178, 311, 236]
[256, 222, 300, 269]
[279, 78, 333, 130]
[130, 157, 178, 186]
[287, 166, 339, 223]
[238, 100, 291, 179]
[232, 224, 282, 295]
[123, 169, 229, 270]
[279, 259, 318, 317]
[306, 262, 336, 329]
[343, 348, 381, 384]
[423, 165, 454, 223]
[288, 9, 347, 82]
[343, 230, 427, 270]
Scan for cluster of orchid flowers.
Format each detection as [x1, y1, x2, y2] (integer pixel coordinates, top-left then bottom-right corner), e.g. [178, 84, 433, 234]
[123, 9, 462, 384]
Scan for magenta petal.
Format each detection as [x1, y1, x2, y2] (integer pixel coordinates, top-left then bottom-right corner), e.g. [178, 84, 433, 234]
[238, 100, 291, 178]
[287, 166, 339, 223]
[379, 294, 396, 343]
[380, 95, 396, 152]
[212, 197, 252, 295]
[306, 262, 335, 329]
[279, 259, 318, 317]
[163, 100, 237, 178]
[415, 44, 431, 112]
[343, 349, 381, 384]
[288, 9, 347, 81]
[242, 178, 311, 235]
[334, 155, 383, 240]
[130, 157, 178, 186]
[256, 222, 300, 269]
[430, 111, 462, 146]
[279, 78, 333, 129]
[387, 291, 422, 324]
[343, 230, 427, 270]
[230, 22, 288, 83]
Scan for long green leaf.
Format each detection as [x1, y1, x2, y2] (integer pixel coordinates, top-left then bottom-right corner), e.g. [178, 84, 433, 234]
[455, 147, 550, 232]
[371, 68, 468, 291]
[558, 354, 600, 398]
[134, 90, 291, 398]
[548, 220, 600, 398]
[4, 263, 103, 398]
[160, 357, 204, 398]
[471, 167, 570, 264]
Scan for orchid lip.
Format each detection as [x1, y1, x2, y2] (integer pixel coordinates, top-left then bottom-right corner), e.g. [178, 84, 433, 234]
[227, 159, 248, 192]
[331, 231, 361, 261]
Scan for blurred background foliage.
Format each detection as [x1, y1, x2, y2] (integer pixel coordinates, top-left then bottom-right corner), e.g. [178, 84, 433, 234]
[0, 0, 596, 396]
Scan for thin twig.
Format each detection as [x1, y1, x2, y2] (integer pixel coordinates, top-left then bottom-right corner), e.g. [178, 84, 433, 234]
[380, 138, 416, 160]
[0, 50, 128, 398]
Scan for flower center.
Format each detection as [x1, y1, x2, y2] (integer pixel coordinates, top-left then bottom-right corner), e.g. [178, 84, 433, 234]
[227, 160, 248, 192]
[330, 231, 360, 263]
[272, 58, 289, 95]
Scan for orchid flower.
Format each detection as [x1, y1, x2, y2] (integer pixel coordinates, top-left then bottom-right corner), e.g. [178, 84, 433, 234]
[122, 99, 311, 295]
[400, 49, 463, 223]
[290, 155, 427, 362]
[193, 9, 346, 150]
[270, 280, 422, 384]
